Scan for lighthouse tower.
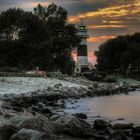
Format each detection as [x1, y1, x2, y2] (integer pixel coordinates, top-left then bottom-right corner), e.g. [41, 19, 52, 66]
[76, 19, 89, 72]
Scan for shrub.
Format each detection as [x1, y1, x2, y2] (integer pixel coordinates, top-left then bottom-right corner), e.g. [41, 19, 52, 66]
[104, 76, 117, 83]
[0, 67, 21, 72]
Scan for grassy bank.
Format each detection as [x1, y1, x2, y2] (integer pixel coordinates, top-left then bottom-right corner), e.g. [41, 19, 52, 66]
[0, 72, 42, 77]
[112, 75, 140, 85]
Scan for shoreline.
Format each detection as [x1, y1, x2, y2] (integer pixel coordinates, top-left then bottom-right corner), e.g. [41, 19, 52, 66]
[0, 77, 140, 139]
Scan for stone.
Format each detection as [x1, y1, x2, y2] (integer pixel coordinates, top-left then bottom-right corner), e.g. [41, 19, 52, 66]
[9, 116, 26, 126]
[124, 129, 133, 136]
[32, 106, 52, 115]
[54, 83, 62, 89]
[74, 113, 87, 119]
[0, 125, 19, 140]
[55, 114, 83, 137]
[82, 128, 96, 138]
[113, 123, 133, 130]
[19, 114, 57, 134]
[94, 119, 111, 130]
[106, 126, 115, 135]
[41, 107, 52, 114]
[10, 129, 45, 140]
[12, 106, 23, 112]
[112, 130, 127, 140]
[133, 126, 140, 140]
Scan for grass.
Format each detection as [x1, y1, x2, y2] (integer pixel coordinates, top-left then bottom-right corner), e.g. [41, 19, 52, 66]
[112, 75, 140, 84]
[0, 72, 42, 77]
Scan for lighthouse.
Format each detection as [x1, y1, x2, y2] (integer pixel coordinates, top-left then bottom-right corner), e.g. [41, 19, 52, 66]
[76, 19, 89, 73]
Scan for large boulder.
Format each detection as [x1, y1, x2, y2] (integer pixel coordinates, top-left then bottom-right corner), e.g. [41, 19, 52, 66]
[0, 125, 19, 140]
[94, 119, 111, 130]
[113, 123, 133, 130]
[134, 126, 140, 140]
[112, 130, 127, 140]
[55, 114, 83, 137]
[19, 114, 57, 134]
[8, 116, 27, 126]
[10, 129, 47, 140]
[74, 113, 87, 119]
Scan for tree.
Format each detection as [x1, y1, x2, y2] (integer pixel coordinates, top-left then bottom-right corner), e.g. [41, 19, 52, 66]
[96, 33, 140, 75]
[0, 8, 24, 40]
[0, 4, 80, 75]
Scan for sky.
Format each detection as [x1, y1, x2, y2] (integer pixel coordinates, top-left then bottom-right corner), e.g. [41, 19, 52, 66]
[0, 0, 140, 64]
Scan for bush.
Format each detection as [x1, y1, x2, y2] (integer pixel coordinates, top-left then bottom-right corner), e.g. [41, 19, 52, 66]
[0, 67, 21, 72]
[96, 71, 107, 78]
[85, 74, 104, 82]
[0, 72, 42, 77]
[104, 76, 117, 83]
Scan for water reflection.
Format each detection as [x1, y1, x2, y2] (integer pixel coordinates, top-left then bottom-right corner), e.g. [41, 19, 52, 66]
[62, 90, 140, 125]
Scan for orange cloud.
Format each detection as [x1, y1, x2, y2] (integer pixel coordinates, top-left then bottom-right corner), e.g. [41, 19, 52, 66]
[68, 16, 79, 22]
[20, 2, 49, 9]
[88, 25, 124, 29]
[31, 2, 49, 7]
[102, 20, 122, 24]
[88, 36, 116, 43]
[68, 0, 140, 26]
[78, 3, 140, 18]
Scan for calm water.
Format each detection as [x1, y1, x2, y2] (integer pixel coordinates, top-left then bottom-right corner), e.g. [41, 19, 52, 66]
[61, 90, 140, 125]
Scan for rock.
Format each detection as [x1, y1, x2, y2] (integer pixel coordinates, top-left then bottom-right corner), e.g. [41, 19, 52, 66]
[74, 113, 87, 119]
[32, 106, 52, 115]
[133, 126, 140, 140]
[12, 106, 23, 112]
[113, 123, 133, 130]
[82, 128, 96, 138]
[41, 107, 52, 114]
[112, 130, 127, 140]
[19, 114, 57, 134]
[92, 134, 109, 140]
[67, 87, 78, 95]
[106, 126, 115, 135]
[3, 113, 15, 119]
[0, 109, 3, 115]
[117, 118, 124, 121]
[0, 125, 19, 140]
[50, 114, 61, 121]
[10, 128, 46, 140]
[55, 114, 83, 137]
[54, 83, 62, 89]
[9, 116, 27, 126]
[124, 129, 133, 137]
[59, 134, 96, 140]
[94, 119, 111, 130]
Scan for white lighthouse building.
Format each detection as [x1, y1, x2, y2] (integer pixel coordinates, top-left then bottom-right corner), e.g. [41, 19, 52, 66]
[74, 20, 89, 73]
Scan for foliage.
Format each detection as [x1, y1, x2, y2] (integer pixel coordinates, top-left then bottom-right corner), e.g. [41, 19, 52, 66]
[95, 33, 140, 76]
[0, 66, 21, 72]
[0, 4, 80, 75]
[104, 76, 117, 83]
[0, 72, 42, 77]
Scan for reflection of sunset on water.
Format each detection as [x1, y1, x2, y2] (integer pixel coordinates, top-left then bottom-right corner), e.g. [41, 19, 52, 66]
[62, 91, 140, 125]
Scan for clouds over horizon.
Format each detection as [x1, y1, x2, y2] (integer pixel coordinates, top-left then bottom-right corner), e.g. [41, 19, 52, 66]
[0, 0, 140, 64]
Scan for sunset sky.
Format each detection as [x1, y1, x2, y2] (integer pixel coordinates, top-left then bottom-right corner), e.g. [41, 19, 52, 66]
[1, 0, 140, 64]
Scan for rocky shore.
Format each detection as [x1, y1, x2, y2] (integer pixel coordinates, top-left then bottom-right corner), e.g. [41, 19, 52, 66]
[0, 77, 131, 100]
[0, 99, 139, 140]
[0, 77, 139, 140]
